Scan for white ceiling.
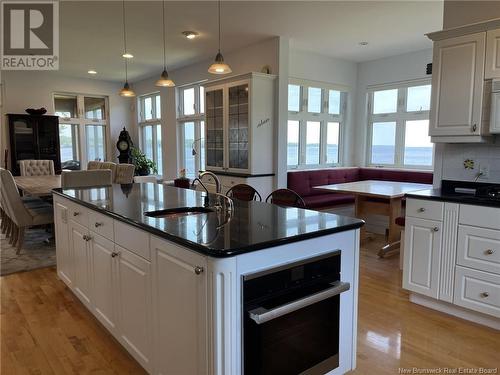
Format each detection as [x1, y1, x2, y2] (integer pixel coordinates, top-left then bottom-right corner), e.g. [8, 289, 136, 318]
[59, 1, 443, 81]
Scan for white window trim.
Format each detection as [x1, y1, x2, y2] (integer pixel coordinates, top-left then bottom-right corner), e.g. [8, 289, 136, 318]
[366, 78, 434, 170]
[287, 78, 348, 170]
[138, 93, 162, 176]
[177, 83, 206, 175]
[53, 93, 110, 167]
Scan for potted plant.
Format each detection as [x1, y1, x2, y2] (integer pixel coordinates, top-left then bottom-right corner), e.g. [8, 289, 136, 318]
[131, 147, 158, 176]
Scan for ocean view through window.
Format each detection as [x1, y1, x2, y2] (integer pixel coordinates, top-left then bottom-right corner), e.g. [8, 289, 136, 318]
[367, 81, 433, 168]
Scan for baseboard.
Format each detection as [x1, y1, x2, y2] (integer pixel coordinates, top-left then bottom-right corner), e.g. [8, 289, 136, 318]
[409, 293, 500, 330]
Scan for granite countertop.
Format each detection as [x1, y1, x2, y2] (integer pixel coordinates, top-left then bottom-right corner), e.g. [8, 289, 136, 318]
[53, 184, 364, 257]
[405, 188, 500, 208]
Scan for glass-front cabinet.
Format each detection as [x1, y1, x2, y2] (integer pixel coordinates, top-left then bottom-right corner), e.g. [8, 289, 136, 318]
[204, 72, 276, 175]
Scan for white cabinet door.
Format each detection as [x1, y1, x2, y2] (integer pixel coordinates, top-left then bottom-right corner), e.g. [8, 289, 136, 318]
[403, 217, 443, 298]
[485, 29, 500, 79]
[151, 237, 208, 375]
[54, 199, 73, 287]
[90, 232, 118, 334]
[115, 244, 153, 373]
[69, 220, 92, 307]
[429, 32, 486, 136]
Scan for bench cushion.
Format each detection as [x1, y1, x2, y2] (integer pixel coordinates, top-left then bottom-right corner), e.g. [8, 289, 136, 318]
[302, 193, 355, 209]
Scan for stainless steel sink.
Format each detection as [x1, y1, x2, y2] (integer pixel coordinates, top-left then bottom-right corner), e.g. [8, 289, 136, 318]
[144, 207, 214, 219]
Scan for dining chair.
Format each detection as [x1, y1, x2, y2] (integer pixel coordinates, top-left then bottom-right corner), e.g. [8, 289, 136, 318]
[61, 170, 112, 188]
[0, 168, 54, 253]
[87, 161, 117, 181]
[115, 164, 135, 184]
[226, 184, 262, 202]
[134, 175, 157, 183]
[19, 160, 55, 176]
[265, 188, 306, 208]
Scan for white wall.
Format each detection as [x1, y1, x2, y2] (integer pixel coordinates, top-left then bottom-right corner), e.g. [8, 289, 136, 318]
[131, 37, 280, 180]
[289, 49, 358, 166]
[0, 70, 131, 167]
[354, 49, 433, 166]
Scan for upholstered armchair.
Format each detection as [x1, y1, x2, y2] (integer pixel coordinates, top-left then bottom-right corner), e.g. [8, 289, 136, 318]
[87, 161, 117, 181]
[19, 160, 55, 176]
[61, 170, 112, 188]
[114, 164, 135, 184]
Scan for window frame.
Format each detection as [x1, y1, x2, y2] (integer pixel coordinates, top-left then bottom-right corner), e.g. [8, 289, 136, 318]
[138, 92, 163, 176]
[287, 78, 348, 170]
[366, 78, 434, 170]
[53, 93, 109, 166]
[177, 82, 206, 177]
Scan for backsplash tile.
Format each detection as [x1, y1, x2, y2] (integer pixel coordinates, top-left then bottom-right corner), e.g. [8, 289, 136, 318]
[441, 141, 500, 183]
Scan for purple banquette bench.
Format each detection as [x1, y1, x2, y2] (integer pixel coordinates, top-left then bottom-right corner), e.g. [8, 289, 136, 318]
[287, 167, 433, 210]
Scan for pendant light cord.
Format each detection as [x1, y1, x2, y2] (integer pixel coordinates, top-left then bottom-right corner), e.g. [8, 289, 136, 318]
[122, 0, 128, 82]
[218, 0, 221, 53]
[162, 1, 166, 70]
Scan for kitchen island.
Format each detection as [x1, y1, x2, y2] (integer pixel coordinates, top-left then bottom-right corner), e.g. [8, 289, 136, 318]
[52, 183, 364, 375]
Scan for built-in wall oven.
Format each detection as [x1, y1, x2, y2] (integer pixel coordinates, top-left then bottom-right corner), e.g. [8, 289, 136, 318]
[242, 251, 350, 375]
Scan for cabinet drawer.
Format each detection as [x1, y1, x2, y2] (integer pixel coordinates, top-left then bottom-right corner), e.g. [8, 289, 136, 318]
[454, 266, 500, 318]
[89, 210, 114, 241]
[68, 203, 88, 227]
[114, 220, 150, 260]
[459, 204, 500, 230]
[457, 225, 500, 275]
[406, 199, 444, 221]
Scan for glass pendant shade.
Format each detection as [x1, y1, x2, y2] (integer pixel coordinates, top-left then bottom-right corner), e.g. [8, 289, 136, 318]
[156, 69, 175, 87]
[208, 52, 232, 75]
[119, 81, 135, 97]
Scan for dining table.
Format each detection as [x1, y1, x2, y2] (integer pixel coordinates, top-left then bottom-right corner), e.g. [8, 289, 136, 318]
[14, 175, 61, 196]
[315, 180, 432, 257]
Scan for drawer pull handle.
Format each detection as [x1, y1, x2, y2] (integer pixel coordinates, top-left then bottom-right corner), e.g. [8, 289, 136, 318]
[418, 208, 426, 212]
[432, 227, 439, 232]
[111, 252, 120, 258]
[73, 212, 80, 216]
[481, 292, 489, 298]
[83, 235, 92, 242]
[94, 222, 103, 228]
[194, 266, 204, 275]
[485, 249, 495, 255]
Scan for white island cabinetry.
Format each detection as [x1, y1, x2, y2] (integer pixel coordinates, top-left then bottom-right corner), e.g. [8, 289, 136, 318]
[53, 193, 361, 375]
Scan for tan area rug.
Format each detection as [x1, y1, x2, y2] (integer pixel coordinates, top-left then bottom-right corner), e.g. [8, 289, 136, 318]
[0, 228, 56, 276]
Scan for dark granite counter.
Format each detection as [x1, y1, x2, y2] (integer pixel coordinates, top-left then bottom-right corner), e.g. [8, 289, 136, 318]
[53, 184, 364, 257]
[405, 188, 500, 208]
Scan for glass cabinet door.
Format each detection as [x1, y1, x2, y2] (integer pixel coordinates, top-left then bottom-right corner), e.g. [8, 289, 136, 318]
[228, 83, 249, 170]
[13, 118, 36, 160]
[205, 88, 224, 168]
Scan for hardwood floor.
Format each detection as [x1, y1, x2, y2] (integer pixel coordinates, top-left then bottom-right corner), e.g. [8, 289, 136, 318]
[1, 236, 499, 374]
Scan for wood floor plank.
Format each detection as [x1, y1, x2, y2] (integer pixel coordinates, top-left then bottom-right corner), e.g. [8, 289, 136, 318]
[1, 236, 499, 374]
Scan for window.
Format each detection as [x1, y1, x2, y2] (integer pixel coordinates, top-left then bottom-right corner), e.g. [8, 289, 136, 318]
[177, 84, 205, 178]
[287, 81, 347, 169]
[138, 93, 163, 175]
[367, 81, 433, 168]
[54, 94, 108, 166]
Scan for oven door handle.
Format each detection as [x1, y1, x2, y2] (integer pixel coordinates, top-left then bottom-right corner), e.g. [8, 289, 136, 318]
[247, 281, 350, 325]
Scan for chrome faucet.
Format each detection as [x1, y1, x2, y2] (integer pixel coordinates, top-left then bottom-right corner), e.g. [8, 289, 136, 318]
[196, 171, 221, 193]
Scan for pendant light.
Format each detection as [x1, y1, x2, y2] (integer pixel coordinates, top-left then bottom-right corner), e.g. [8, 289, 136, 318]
[119, 0, 135, 97]
[156, 1, 175, 87]
[208, 0, 232, 75]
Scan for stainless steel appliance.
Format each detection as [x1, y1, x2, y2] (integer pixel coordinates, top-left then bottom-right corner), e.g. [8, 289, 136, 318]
[242, 251, 350, 375]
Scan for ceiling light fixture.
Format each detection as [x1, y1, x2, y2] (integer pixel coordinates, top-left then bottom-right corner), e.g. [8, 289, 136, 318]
[122, 53, 134, 59]
[88, 70, 97, 75]
[156, 1, 175, 87]
[359, 41, 369, 46]
[182, 31, 198, 40]
[208, 0, 231, 75]
[119, 0, 135, 97]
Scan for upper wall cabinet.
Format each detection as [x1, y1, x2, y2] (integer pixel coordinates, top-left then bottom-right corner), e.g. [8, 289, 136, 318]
[204, 72, 276, 175]
[426, 19, 500, 142]
[486, 29, 500, 79]
[428, 32, 490, 142]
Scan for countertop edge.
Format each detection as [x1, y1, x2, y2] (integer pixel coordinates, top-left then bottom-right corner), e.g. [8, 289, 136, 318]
[405, 192, 500, 208]
[53, 190, 365, 258]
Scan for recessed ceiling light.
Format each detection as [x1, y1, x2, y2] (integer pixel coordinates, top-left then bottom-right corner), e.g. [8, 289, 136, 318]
[88, 70, 97, 74]
[182, 31, 198, 39]
[122, 53, 134, 59]
[359, 41, 368, 46]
